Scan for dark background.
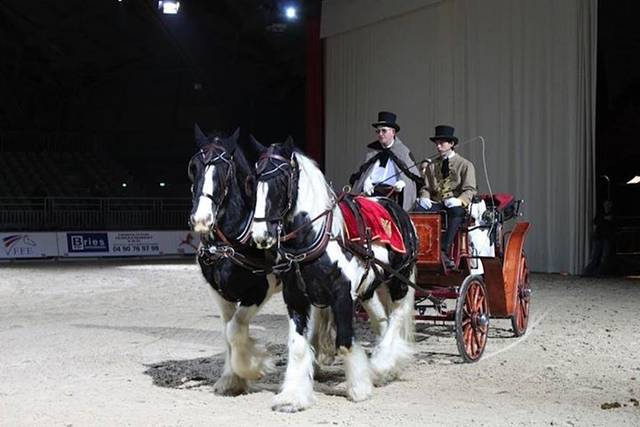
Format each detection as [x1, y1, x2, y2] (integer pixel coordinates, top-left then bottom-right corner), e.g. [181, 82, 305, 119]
[0, 0, 320, 197]
[0, 0, 637, 210]
[597, 1, 640, 218]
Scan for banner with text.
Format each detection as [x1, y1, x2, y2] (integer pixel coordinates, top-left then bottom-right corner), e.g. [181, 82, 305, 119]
[59, 230, 201, 257]
[0, 230, 200, 259]
[0, 232, 60, 259]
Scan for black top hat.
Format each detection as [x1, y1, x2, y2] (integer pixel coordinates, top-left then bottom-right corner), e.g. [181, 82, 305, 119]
[371, 111, 400, 132]
[429, 125, 458, 144]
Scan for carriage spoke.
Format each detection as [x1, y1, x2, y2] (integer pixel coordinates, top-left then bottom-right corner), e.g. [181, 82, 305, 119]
[473, 330, 481, 351]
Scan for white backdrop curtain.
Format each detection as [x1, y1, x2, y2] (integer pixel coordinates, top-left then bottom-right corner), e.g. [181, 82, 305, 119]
[322, 0, 597, 274]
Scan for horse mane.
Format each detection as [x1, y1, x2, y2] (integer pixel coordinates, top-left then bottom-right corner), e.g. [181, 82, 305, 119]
[293, 151, 344, 239]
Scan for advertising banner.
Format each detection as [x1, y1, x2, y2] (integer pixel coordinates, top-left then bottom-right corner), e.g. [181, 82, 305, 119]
[58, 230, 200, 257]
[0, 232, 60, 259]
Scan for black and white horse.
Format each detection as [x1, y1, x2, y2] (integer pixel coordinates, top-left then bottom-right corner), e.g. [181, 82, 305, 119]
[189, 125, 280, 396]
[249, 139, 418, 411]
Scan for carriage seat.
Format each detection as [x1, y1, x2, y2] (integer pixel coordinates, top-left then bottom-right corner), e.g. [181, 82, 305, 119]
[479, 193, 519, 221]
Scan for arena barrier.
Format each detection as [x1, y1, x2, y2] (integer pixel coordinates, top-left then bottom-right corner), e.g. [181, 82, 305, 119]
[0, 230, 200, 260]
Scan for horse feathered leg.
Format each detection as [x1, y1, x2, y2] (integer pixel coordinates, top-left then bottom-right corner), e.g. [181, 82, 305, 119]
[332, 278, 373, 402]
[272, 310, 316, 412]
[360, 290, 389, 337]
[306, 305, 335, 367]
[370, 267, 416, 385]
[227, 275, 280, 380]
[209, 290, 248, 396]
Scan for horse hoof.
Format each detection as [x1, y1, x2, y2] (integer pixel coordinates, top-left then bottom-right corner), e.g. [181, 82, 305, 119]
[271, 403, 304, 413]
[271, 391, 315, 412]
[347, 384, 372, 402]
[213, 374, 248, 396]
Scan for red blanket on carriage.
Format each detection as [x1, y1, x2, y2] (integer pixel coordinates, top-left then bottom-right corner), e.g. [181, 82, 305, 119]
[338, 196, 406, 254]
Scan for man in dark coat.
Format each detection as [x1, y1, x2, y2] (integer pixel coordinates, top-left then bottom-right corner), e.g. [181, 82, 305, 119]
[349, 111, 421, 211]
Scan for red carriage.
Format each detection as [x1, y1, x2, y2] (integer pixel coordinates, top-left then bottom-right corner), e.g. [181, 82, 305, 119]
[358, 193, 531, 363]
[409, 193, 531, 362]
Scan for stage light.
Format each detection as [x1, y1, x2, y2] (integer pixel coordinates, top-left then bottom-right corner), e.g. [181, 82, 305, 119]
[285, 6, 297, 20]
[121, 183, 128, 188]
[626, 176, 640, 184]
[158, 1, 180, 15]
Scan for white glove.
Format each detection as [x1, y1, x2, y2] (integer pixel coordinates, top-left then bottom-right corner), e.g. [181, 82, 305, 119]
[444, 197, 463, 208]
[393, 180, 406, 191]
[363, 178, 374, 196]
[418, 197, 432, 210]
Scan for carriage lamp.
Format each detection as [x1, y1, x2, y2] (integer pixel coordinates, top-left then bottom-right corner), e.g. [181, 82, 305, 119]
[626, 176, 640, 184]
[158, 1, 180, 15]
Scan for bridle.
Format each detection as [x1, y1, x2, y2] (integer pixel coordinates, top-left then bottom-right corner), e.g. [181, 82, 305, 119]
[252, 146, 299, 226]
[252, 147, 338, 262]
[189, 142, 235, 212]
[189, 142, 253, 245]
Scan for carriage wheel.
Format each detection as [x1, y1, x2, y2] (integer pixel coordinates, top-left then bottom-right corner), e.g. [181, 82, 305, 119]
[510, 254, 531, 337]
[455, 275, 489, 363]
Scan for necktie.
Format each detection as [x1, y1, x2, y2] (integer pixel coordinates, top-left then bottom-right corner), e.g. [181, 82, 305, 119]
[441, 157, 450, 178]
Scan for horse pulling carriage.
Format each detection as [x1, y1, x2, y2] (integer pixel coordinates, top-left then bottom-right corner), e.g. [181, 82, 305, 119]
[188, 127, 531, 411]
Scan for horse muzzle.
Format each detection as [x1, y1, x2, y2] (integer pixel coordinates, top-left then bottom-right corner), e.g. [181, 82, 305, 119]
[253, 232, 276, 249]
[191, 213, 214, 234]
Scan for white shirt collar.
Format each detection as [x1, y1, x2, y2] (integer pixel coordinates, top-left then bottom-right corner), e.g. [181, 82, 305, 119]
[382, 139, 395, 149]
[441, 151, 456, 160]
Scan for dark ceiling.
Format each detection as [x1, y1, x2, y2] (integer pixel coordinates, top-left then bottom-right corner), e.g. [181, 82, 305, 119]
[1, 0, 638, 206]
[0, 0, 319, 177]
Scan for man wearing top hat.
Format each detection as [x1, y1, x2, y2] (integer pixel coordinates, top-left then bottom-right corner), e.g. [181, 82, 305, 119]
[415, 125, 477, 267]
[349, 111, 422, 211]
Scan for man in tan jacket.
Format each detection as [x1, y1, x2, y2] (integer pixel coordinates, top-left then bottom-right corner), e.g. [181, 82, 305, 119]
[415, 125, 477, 267]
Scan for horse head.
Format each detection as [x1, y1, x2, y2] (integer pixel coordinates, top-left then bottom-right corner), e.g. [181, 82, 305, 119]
[189, 124, 242, 235]
[250, 137, 300, 249]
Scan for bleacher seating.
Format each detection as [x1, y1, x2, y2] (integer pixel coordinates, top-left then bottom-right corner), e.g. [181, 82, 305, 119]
[0, 151, 136, 197]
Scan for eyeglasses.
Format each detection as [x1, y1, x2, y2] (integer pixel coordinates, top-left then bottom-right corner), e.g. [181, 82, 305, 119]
[375, 128, 391, 134]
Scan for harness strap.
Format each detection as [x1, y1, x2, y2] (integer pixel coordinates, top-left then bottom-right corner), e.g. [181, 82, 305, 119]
[337, 237, 419, 291]
[199, 244, 274, 275]
[280, 192, 345, 242]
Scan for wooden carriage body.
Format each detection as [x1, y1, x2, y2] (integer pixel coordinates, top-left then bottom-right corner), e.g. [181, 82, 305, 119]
[411, 213, 530, 316]
[408, 211, 531, 362]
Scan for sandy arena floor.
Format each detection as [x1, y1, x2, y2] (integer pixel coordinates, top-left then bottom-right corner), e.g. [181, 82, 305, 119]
[1, 259, 639, 426]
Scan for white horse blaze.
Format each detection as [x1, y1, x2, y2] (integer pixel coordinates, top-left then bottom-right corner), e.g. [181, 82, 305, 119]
[192, 165, 215, 232]
[251, 182, 270, 243]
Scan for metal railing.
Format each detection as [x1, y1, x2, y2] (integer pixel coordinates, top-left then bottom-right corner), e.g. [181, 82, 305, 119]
[0, 197, 192, 231]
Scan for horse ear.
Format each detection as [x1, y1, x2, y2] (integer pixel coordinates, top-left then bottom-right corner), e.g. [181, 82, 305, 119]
[219, 130, 239, 155]
[239, 134, 267, 164]
[194, 123, 208, 149]
[230, 127, 240, 142]
[283, 136, 295, 152]
[248, 134, 267, 154]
